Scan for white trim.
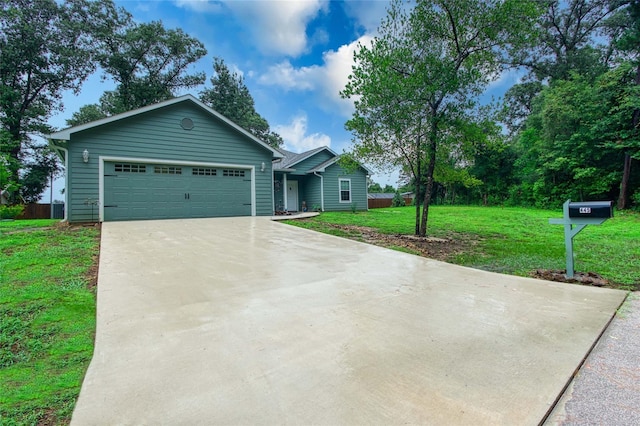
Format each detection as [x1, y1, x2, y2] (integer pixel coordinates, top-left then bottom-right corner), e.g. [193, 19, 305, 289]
[339, 178, 352, 203]
[58, 147, 69, 221]
[46, 95, 283, 159]
[99, 155, 256, 222]
[282, 173, 288, 211]
[313, 171, 324, 212]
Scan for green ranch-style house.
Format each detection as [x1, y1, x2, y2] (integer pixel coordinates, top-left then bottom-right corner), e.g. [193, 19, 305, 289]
[47, 95, 370, 222]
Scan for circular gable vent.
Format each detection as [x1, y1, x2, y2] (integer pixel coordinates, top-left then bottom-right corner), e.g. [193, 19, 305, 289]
[181, 117, 194, 130]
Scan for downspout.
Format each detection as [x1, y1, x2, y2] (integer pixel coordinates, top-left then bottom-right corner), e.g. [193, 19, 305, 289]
[366, 174, 370, 211]
[313, 171, 324, 212]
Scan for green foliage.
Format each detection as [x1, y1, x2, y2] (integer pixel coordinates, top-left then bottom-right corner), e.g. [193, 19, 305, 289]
[0, 222, 99, 425]
[391, 191, 405, 207]
[342, 0, 539, 236]
[350, 202, 358, 213]
[200, 57, 282, 147]
[0, 0, 98, 141]
[0, 0, 97, 203]
[632, 190, 640, 209]
[0, 204, 24, 219]
[66, 103, 109, 127]
[66, 3, 207, 126]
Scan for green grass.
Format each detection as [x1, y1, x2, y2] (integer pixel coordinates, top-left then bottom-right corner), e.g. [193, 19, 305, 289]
[0, 220, 99, 425]
[285, 206, 640, 290]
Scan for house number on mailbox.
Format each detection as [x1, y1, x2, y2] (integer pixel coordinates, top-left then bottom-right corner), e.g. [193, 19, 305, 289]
[579, 207, 591, 214]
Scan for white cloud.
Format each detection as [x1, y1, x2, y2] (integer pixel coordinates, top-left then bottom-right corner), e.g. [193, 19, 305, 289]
[259, 35, 374, 117]
[341, 0, 389, 33]
[274, 114, 331, 153]
[173, 0, 225, 13]
[258, 61, 318, 90]
[175, 0, 327, 56]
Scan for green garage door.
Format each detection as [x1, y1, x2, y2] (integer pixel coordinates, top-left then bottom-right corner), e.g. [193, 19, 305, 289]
[104, 162, 251, 221]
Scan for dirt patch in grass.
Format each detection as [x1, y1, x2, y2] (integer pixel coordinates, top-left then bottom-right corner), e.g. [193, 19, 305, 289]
[322, 223, 633, 290]
[531, 269, 611, 287]
[322, 224, 478, 263]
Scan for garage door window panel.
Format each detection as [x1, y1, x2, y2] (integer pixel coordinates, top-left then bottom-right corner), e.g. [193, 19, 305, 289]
[193, 168, 217, 176]
[115, 163, 146, 173]
[154, 166, 182, 175]
[223, 169, 245, 177]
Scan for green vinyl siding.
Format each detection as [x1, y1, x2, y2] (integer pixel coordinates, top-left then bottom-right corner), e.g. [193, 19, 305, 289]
[302, 174, 323, 211]
[65, 101, 274, 222]
[321, 163, 368, 211]
[288, 150, 333, 175]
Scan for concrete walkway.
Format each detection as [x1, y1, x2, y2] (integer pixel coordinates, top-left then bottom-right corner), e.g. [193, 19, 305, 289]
[72, 217, 626, 425]
[546, 293, 640, 425]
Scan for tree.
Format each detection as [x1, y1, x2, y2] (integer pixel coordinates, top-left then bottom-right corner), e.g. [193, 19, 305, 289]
[606, 0, 640, 208]
[368, 181, 383, 192]
[504, 0, 623, 132]
[594, 62, 640, 208]
[0, 0, 99, 190]
[67, 4, 207, 125]
[513, 73, 625, 207]
[342, 0, 538, 236]
[200, 57, 283, 147]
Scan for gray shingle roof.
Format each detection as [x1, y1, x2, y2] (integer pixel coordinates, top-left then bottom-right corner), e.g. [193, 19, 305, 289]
[273, 146, 330, 169]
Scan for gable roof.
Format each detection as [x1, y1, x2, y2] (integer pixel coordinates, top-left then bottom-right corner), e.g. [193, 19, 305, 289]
[273, 146, 372, 175]
[273, 146, 335, 169]
[46, 94, 283, 158]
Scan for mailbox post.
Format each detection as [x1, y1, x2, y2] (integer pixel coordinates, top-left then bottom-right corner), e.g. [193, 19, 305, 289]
[549, 199, 613, 278]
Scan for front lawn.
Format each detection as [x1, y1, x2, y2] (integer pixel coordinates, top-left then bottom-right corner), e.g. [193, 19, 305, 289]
[0, 220, 100, 425]
[285, 206, 640, 290]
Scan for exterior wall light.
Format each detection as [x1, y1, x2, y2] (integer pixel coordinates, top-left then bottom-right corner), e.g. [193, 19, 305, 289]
[82, 149, 90, 163]
[261, 161, 265, 172]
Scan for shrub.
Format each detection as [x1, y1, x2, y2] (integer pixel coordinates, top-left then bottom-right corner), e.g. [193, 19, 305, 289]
[632, 190, 640, 211]
[391, 191, 405, 207]
[0, 204, 24, 219]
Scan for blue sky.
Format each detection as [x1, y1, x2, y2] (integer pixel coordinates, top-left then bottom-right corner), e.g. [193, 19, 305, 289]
[46, 0, 520, 199]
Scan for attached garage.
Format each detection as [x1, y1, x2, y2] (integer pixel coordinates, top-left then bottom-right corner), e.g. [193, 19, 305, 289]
[47, 95, 282, 223]
[102, 161, 252, 221]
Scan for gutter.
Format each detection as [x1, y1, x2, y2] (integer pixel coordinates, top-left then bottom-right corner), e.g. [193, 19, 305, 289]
[313, 171, 324, 212]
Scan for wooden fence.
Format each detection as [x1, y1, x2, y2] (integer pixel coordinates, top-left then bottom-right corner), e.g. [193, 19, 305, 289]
[16, 203, 64, 220]
[368, 197, 413, 209]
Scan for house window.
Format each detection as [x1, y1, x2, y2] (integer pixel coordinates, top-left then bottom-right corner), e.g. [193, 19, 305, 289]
[339, 179, 351, 202]
[192, 168, 217, 176]
[115, 163, 146, 173]
[154, 166, 182, 175]
[223, 169, 245, 177]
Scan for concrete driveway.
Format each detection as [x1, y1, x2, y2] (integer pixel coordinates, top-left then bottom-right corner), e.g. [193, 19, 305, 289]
[72, 217, 626, 425]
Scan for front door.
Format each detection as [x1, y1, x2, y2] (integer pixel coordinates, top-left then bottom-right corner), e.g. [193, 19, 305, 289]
[287, 180, 299, 212]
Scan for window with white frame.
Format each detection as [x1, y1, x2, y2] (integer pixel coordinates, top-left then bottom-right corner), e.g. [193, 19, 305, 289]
[339, 179, 351, 202]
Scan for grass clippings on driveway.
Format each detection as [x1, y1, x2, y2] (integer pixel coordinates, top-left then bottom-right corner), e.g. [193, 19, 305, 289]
[284, 206, 640, 291]
[0, 220, 100, 425]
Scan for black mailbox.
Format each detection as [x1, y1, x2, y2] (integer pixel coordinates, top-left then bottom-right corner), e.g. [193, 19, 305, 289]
[568, 201, 614, 219]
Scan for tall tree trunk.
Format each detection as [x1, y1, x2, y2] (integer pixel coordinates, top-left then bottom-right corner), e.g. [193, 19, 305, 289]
[420, 151, 436, 237]
[414, 121, 423, 236]
[420, 124, 437, 237]
[620, 63, 640, 210]
[618, 152, 632, 209]
[415, 142, 421, 236]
